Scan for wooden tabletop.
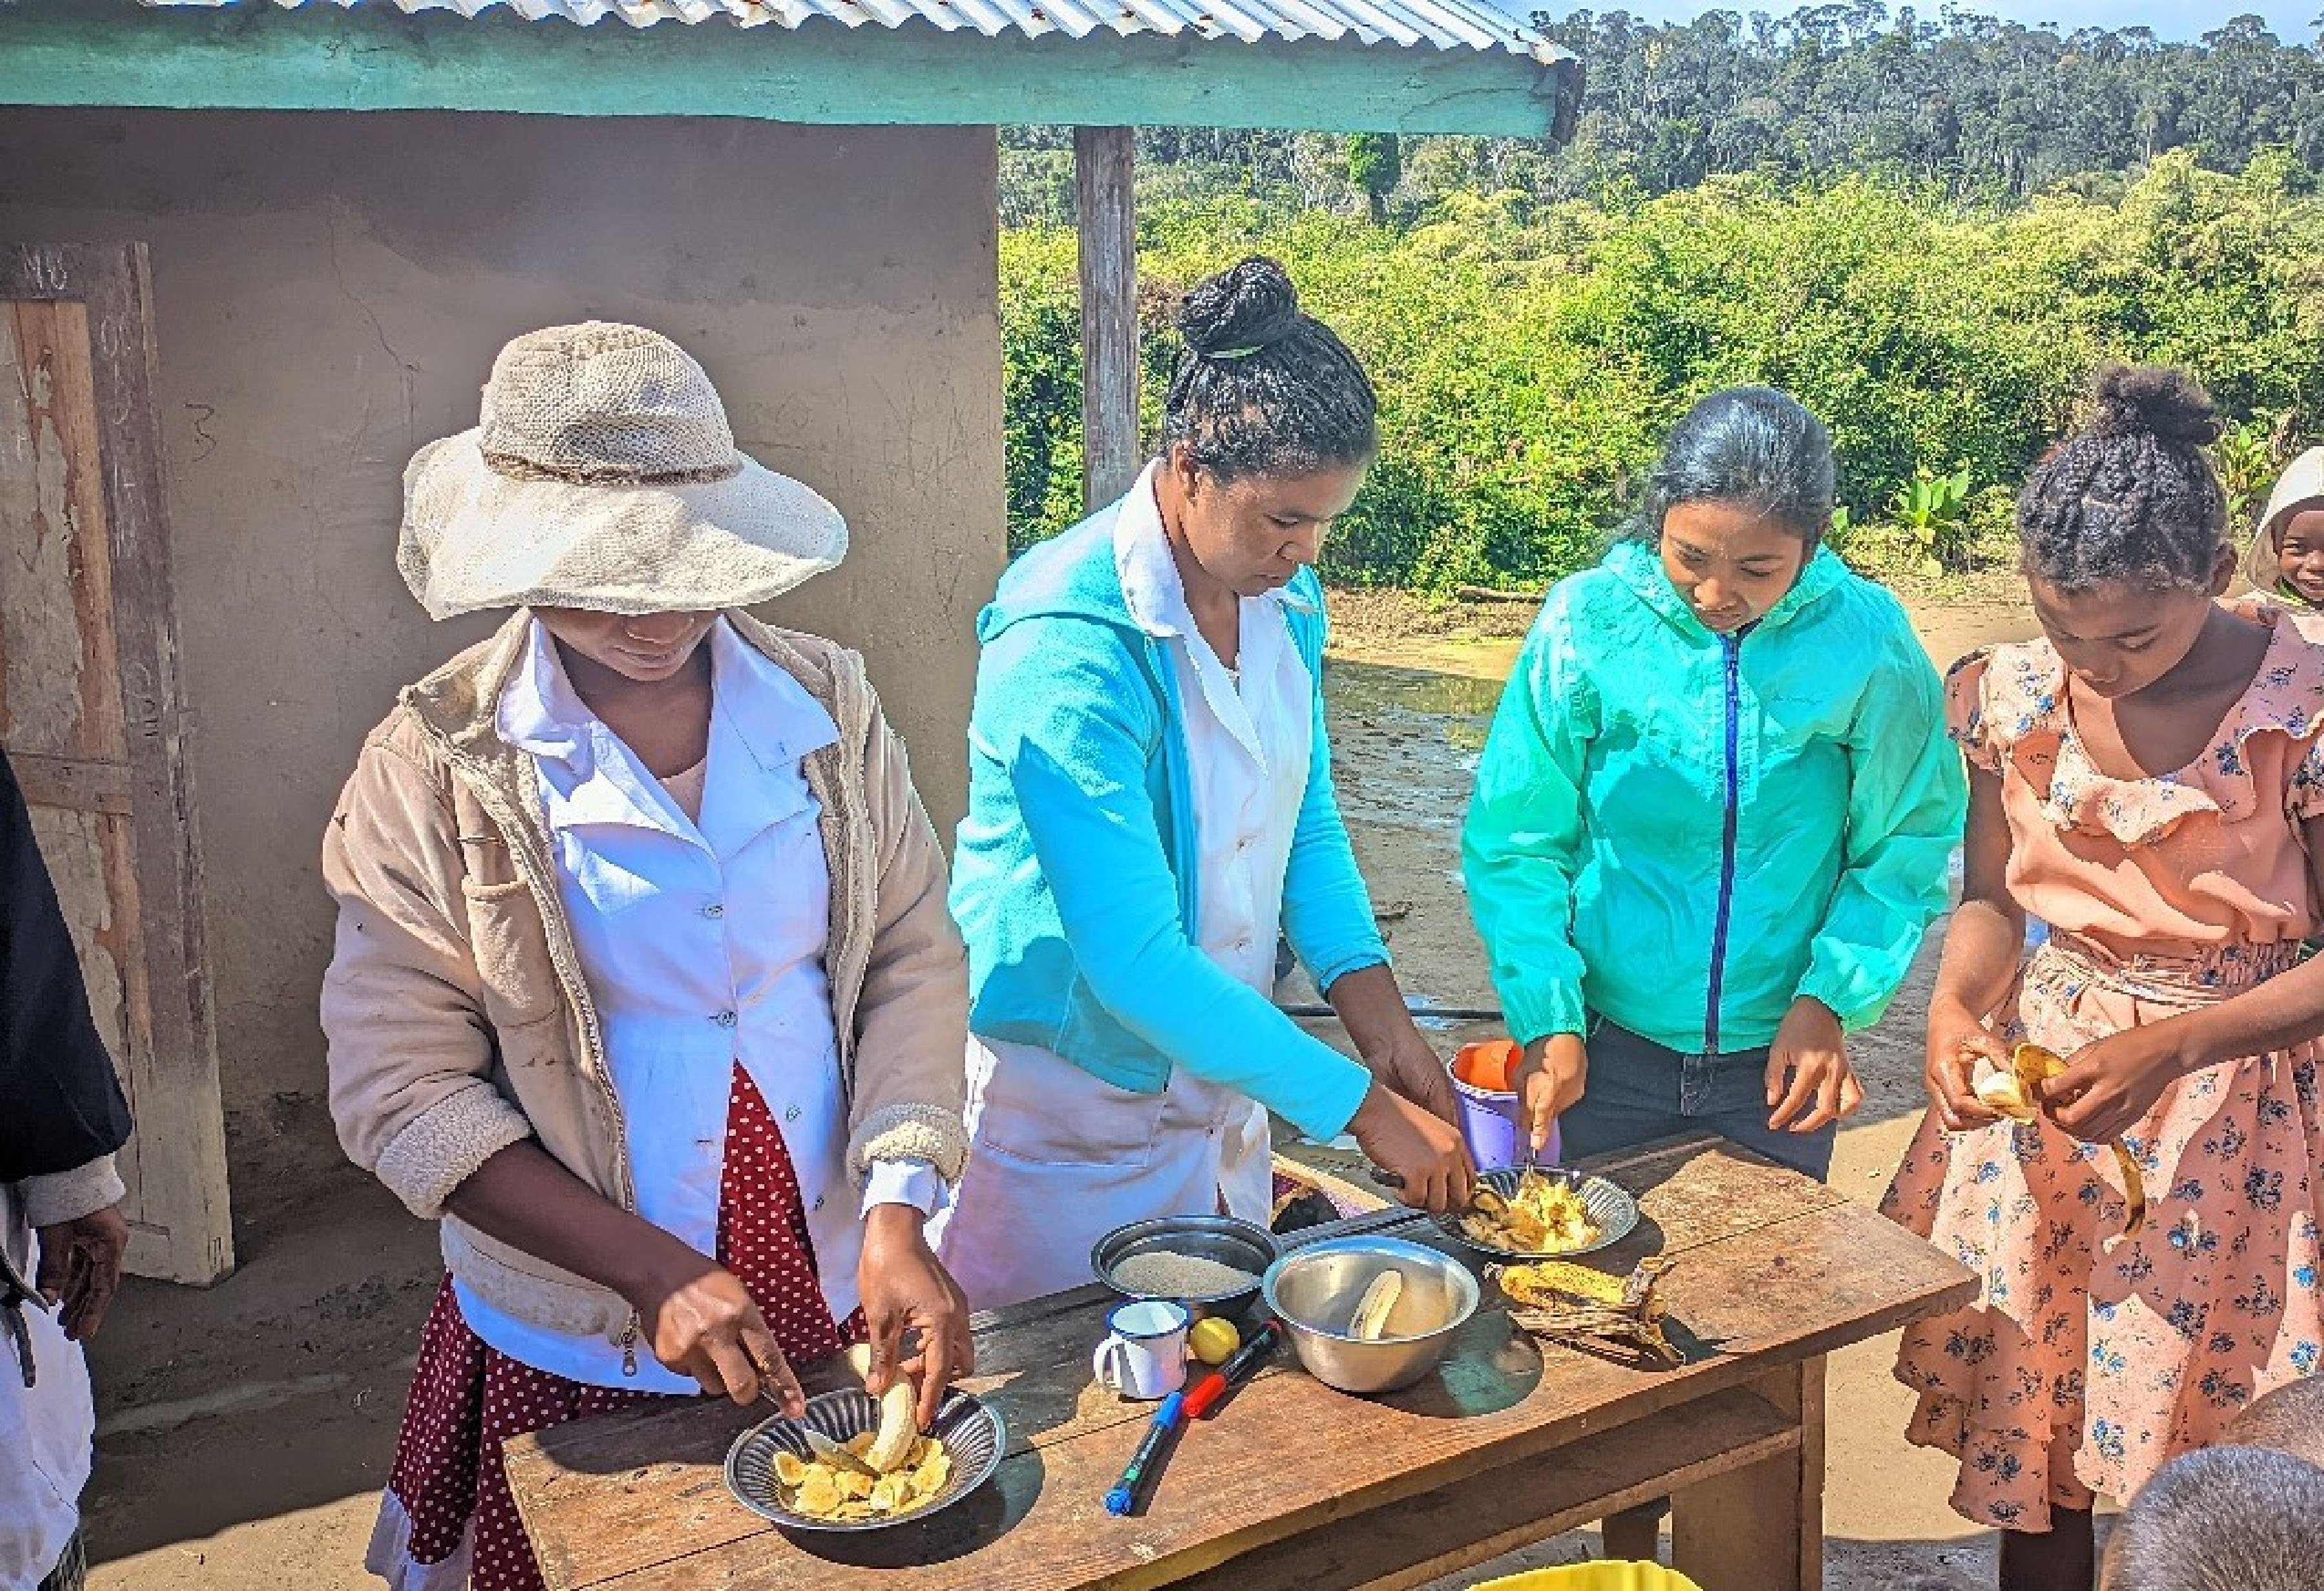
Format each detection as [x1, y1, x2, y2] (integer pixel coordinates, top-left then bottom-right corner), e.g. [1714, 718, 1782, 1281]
[505, 1136, 1977, 1591]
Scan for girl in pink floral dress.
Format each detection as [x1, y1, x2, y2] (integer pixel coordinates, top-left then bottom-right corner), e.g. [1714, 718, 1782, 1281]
[1884, 367, 2324, 1591]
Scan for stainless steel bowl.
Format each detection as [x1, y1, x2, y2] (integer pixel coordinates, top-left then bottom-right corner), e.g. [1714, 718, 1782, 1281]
[1091, 1215, 1280, 1320]
[1261, 1235, 1478, 1395]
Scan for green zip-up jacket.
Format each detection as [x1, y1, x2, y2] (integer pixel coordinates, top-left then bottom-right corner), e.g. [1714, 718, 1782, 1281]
[1462, 540, 1964, 1056]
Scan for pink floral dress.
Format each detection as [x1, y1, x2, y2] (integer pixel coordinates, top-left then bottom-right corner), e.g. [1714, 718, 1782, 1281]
[1883, 608, 2324, 1532]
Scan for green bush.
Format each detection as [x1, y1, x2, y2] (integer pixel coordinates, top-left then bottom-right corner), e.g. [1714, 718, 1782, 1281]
[1000, 160, 2324, 590]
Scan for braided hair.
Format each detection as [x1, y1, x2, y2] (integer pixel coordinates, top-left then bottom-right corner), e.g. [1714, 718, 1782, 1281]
[2019, 365, 2229, 593]
[1161, 257, 1378, 482]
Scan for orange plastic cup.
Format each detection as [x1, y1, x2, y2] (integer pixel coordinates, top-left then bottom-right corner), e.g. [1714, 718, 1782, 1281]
[1454, 1037, 1522, 1094]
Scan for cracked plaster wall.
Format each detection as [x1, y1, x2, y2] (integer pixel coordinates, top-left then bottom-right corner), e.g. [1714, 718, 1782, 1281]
[0, 108, 1006, 1147]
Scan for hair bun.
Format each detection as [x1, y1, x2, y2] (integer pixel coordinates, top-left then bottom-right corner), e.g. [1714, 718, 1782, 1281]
[2088, 364, 2224, 447]
[1176, 256, 1304, 357]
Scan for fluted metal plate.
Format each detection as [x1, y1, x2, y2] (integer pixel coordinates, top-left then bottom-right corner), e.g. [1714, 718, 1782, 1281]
[1434, 1166, 1641, 1260]
[725, 1386, 1004, 1534]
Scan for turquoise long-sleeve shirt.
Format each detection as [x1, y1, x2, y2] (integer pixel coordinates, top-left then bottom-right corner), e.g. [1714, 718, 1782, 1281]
[948, 500, 1389, 1142]
[1462, 539, 1964, 1056]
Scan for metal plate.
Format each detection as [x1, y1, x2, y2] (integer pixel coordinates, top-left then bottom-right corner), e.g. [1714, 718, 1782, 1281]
[1434, 1166, 1641, 1260]
[724, 1386, 1005, 1534]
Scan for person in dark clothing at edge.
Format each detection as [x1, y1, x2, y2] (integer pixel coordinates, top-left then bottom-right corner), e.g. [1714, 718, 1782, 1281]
[1, 745, 134, 1591]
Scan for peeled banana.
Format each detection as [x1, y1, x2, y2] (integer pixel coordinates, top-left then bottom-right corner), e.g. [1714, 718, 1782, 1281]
[1972, 1045, 2054, 1122]
[864, 1379, 921, 1474]
[841, 1341, 924, 1476]
[1349, 1269, 1405, 1341]
[1977, 1043, 2147, 1238]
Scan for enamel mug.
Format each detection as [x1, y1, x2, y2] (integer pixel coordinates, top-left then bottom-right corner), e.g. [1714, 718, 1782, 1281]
[1092, 1298, 1191, 1400]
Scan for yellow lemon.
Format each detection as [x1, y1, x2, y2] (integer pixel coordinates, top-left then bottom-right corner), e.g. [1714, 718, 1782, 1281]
[1188, 1317, 1240, 1366]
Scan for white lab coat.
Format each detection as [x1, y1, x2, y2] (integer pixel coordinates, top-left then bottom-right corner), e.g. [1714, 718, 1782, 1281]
[462, 620, 941, 1391]
[934, 466, 1315, 1311]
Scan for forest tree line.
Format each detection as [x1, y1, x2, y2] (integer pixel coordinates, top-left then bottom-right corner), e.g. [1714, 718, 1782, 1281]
[999, 8, 2324, 589]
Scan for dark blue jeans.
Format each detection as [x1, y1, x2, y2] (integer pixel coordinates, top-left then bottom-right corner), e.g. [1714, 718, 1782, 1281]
[1561, 1018, 1837, 1537]
[1557, 1017, 1837, 1184]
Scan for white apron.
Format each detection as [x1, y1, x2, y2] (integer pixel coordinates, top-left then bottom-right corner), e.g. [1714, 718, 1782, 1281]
[934, 471, 1315, 1311]
[1, 1205, 93, 1591]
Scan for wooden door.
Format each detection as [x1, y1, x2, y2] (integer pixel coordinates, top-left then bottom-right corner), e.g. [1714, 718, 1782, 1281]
[1, 243, 233, 1285]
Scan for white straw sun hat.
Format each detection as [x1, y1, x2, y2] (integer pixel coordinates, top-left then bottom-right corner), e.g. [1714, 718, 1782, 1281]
[398, 321, 847, 619]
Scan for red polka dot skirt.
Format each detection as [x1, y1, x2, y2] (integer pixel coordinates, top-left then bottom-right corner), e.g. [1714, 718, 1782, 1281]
[380, 1065, 863, 1591]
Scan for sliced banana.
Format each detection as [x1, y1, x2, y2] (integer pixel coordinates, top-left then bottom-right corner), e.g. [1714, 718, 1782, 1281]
[795, 1470, 841, 1517]
[1350, 1268, 1405, 1341]
[804, 1426, 879, 1478]
[864, 1378, 921, 1474]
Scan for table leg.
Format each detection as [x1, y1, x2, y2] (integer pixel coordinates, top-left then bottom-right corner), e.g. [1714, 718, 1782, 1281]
[1669, 1357, 1826, 1591]
[1600, 1504, 1663, 1563]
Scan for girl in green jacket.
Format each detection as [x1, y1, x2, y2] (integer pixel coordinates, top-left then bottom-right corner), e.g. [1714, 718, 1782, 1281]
[1462, 387, 1965, 1180]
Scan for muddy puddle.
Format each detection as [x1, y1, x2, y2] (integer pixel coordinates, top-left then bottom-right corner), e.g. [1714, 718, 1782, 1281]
[1309, 649, 1521, 1027]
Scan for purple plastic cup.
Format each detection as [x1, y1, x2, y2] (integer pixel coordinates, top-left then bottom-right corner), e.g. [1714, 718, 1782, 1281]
[1446, 1057, 1561, 1170]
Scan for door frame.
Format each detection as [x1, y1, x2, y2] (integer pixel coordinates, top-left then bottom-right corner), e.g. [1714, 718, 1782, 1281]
[3, 241, 233, 1284]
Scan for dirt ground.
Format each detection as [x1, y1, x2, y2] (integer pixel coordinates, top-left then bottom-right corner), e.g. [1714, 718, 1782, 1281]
[76, 578, 2045, 1590]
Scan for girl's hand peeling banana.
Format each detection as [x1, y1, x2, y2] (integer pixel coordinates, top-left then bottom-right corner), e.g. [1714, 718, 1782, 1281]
[1975, 1044, 2148, 1238]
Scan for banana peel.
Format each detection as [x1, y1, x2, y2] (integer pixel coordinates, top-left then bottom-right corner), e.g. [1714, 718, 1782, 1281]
[1976, 1043, 2146, 1238]
[1490, 1257, 1681, 1366]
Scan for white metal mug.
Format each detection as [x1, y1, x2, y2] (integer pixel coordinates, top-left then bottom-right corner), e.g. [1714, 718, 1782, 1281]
[1091, 1298, 1190, 1400]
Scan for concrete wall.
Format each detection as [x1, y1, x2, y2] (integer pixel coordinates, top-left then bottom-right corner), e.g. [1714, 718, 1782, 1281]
[0, 109, 1005, 1147]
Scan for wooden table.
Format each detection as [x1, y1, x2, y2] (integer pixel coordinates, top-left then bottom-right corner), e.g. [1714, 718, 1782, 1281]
[505, 1136, 1976, 1591]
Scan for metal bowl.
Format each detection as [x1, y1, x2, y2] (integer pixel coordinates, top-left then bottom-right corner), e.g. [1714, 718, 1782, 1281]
[724, 1386, 1005, 1534]
[1261, 1234, 1478, 1395]
[1091, 1215, 1280, 1320]
[1434, 1165, 1641, 1261]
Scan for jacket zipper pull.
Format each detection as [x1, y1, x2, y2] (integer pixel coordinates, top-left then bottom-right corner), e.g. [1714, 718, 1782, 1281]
[618, 1311, 642, 1379]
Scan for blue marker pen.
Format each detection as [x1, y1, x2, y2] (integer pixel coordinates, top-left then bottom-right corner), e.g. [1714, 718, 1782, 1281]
[1103, 1390, 1188, 1517]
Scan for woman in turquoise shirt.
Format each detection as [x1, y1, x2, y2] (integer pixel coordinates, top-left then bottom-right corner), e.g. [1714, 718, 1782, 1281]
[937, 259, 1470, 1309]
[1463, 387, 1964, 1180]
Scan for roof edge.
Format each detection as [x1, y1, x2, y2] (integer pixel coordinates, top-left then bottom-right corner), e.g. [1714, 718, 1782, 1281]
[134, 0, 1574, 66]
[1, 0, 1580, 136]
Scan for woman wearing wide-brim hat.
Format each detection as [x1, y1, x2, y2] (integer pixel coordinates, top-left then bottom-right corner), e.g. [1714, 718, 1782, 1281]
[321, 322, 973, 1591]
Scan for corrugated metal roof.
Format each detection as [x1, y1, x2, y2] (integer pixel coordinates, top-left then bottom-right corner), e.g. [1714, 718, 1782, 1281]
[139, 0, 1567, 61]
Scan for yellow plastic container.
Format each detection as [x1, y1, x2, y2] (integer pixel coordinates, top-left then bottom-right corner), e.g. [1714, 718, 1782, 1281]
[1472, 1565, 1706, 1591]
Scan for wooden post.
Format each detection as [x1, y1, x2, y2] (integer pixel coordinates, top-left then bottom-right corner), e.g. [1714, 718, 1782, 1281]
[1075, 125, 1139, 509]
[1670, 1358, 1827, 1591]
